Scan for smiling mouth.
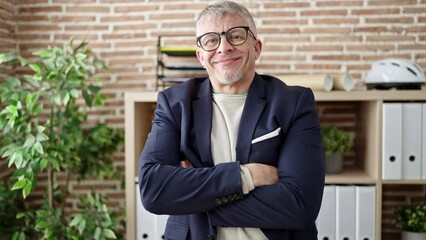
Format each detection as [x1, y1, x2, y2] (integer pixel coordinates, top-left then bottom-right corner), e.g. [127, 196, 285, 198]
[214, 56, 241, 65]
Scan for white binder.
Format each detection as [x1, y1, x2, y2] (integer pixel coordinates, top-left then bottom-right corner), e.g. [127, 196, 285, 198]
[156, 214, 168, 239]
[316, 185, 336, 240]
[336, 186, 355, 240]
[402, 103, 422, 179]
[136, 185, 156, 239]
[382, 103, 403, 180]
[422, 103, 426, 179]
[355, 186, 376, 240]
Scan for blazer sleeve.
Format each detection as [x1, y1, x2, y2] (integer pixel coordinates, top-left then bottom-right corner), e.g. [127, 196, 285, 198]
[208, 88, 325, 230]
[138, 91, 244, 215]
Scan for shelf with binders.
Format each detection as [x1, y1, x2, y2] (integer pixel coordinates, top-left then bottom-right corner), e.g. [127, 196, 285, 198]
[156, 35, 206, 90]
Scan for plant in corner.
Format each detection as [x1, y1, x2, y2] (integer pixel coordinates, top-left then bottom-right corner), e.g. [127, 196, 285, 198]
[394, 203, 426, 240]
[0, 39, 124, 239]
[321, 125, 352, 174]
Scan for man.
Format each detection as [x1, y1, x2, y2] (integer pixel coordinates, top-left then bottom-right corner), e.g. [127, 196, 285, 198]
[138, 1, 324, 239]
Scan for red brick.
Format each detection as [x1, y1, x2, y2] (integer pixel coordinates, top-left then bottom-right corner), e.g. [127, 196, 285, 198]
[114, 5, 158, 13]
[264, 2, 311, 8]
[18, 24, 61, 32]
[66, 6, 109, 13]
[369, 0, 417, 5]
[313, 18, 360, 25]
[302, 9, 348, 16]
[51, 16, 96, 22]
[257, 11, 296, 18]
[296, 45, 344, 52]
[316, 1, 363, 7]
[18, 6, 62, 14]
[365, 17, 414, 24]
[352, 8, 400, 15]
[313, 55, 360, 61]
[100, 15, 144, 22]
[54, 0, 96, 3]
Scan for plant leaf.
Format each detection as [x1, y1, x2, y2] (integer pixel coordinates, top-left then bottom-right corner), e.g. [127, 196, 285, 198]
[36, 132, 48, 142]
[23, 181, 32, 198]
[33, 142, 44, 154]
[29, 63, 42, 74]
[102, 228, 116, 239]
[78, 218, 86, 234]
[39, 158, 48, 171]
[94, 227, 101, 240]
[12, 168, 27, 179]
[11, 179, 27, 190]
[23, 134, 36, 148]
[82, 90, 92, 107]
[70, 214, 82, 227]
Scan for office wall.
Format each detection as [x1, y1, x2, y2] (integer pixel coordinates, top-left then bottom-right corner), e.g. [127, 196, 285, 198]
[1, 0, 426, 237]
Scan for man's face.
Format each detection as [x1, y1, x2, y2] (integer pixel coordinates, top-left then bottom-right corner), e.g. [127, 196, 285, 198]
[196, 14, 262, 91]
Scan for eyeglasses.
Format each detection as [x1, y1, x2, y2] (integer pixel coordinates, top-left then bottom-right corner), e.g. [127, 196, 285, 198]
[196, 26, 256, 52]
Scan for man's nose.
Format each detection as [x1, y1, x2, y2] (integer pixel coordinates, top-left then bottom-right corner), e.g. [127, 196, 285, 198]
[216, 35, 234, 53]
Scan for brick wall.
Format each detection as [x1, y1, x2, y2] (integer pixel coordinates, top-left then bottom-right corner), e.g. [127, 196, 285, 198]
[2, 0, 426, 238]
[0, 0, 15, 179]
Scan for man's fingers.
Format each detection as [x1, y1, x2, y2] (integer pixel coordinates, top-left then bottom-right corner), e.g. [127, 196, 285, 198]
[180, 160, 193, 168]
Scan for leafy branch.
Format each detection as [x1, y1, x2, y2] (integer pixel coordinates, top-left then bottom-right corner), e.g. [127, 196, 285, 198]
[0, 39, 124, 240]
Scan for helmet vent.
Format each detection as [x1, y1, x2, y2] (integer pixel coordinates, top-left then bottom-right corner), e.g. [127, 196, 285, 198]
[406, 67, 417, 76]
[391, 62, 400, 67]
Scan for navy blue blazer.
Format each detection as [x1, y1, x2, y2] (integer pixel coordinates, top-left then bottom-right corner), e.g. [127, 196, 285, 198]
[139, 74, 325, 240]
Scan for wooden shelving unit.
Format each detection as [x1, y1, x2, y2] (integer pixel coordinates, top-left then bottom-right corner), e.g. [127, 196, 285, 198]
[125, 89, 426, 240]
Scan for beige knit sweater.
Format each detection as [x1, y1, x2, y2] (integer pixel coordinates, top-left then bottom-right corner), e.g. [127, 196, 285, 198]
[211, 93, 268, 240]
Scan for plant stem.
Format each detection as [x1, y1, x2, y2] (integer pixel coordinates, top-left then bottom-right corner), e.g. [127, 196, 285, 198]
[60, 169, 71, 215]
[47, 166, 53, 208]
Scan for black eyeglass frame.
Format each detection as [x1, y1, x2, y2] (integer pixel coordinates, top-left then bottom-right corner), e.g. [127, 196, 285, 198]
[196, 26, 257, 52]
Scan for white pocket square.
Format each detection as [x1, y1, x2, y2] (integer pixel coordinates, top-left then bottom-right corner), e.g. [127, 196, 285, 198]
[251, 127, 281, 144]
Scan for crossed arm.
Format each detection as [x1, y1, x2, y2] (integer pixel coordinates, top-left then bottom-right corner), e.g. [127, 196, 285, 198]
[180, 160, 278, 188]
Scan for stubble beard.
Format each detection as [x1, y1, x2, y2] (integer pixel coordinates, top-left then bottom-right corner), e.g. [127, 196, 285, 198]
[216, 67, 242, 85]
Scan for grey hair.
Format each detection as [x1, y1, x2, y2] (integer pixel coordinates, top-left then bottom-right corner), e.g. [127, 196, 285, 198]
[196, 1, 257, 36]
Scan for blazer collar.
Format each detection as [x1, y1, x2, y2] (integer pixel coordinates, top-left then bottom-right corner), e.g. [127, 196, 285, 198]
[193, 79, 214, 167]
[236, 74, 267, 164]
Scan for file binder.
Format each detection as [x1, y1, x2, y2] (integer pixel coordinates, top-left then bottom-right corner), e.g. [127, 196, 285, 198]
[316, 185, 336, 240]
[156, 214, 168, 239]
[355, 186, 376, 240]
[382, 103, 403, 180]
[402, 103, 422, 179]
[336, 186, 356, 240]
[136, 185, 156, 239]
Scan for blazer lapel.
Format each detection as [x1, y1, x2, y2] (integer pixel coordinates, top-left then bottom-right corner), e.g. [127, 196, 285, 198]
[193, 79, 214, 167]
[236, 75, 266, 164]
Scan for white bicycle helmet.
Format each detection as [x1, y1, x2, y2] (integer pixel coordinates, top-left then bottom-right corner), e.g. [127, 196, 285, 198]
[364, 58, 425, 89]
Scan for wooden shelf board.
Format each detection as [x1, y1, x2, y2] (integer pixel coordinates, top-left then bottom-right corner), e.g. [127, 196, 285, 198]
[314, 89, 426, 101]
[126, 90, 426, 102]
[325, 167, 377, 184]
[382, 180, 426, 185]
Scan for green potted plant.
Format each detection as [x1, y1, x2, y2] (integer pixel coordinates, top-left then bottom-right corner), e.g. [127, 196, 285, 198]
[321, 125, 352, 174]
[394, 203, 426, 240]
[0, 39, 124, 239]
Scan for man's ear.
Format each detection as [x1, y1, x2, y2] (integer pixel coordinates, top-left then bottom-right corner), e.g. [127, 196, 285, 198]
[254, 39, 262, 60]
[196, 49, 205, 67]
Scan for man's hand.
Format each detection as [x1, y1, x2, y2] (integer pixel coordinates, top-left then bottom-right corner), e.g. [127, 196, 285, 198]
[244, 163, 278, 188]
[180, 159, 193, 168]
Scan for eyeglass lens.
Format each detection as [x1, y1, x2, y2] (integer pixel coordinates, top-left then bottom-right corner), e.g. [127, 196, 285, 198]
[199, 27, 249, 51]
